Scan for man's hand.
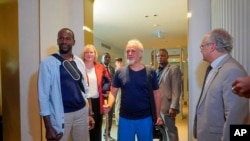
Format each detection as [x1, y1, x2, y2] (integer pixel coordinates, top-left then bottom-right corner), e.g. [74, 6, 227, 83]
[102, 93, 109, 97]
[155, 116, 163, 126]
[43, 116, 61, 141]
[232, 76, 250, 98]
[103, 104, 112, 114]
[169, 108, 178, 118]
[45, 126, 58, 141]
[88, 116, 95, 130]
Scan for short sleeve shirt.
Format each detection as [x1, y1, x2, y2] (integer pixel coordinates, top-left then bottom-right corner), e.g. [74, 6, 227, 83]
[113, 66, 159, 119]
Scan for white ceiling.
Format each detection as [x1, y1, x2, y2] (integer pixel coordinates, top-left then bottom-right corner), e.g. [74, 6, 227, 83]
[93, 0, 188, 51]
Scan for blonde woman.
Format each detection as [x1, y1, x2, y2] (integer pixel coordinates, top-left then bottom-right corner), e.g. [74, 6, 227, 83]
[80, 44, 111, 141]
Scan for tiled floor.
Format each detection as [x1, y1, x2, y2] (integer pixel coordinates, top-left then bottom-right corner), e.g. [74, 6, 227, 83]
[102, 103, 188, 141]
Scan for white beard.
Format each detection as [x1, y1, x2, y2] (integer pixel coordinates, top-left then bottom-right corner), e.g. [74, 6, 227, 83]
[126, 59, 135, 65]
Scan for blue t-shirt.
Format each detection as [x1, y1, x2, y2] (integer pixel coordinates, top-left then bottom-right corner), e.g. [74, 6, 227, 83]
[60, 61, 85, 113]
[113, 66, 159, 119]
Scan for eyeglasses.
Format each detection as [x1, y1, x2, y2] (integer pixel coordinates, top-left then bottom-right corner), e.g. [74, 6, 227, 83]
[200, 42, 214, 49]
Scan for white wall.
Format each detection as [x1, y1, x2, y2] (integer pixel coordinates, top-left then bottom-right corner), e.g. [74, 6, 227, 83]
[40, 0, 84, 58]
[94, 36, 125, 65]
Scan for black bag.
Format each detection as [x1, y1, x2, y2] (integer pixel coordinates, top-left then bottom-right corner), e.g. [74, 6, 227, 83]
[153, 125, 168, 141]
[102, 75, 111, 94]
[153, 125, 162, 139]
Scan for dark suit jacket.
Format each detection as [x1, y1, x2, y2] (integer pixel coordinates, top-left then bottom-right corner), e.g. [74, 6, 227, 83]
[108, 65, 115, 80]
[101, 63, 115, 80]
[194, 55, 250, 141]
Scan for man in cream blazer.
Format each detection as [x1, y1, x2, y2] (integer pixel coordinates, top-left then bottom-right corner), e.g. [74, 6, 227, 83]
[194, 28, 250, 141]
[156, 49, 182, 141]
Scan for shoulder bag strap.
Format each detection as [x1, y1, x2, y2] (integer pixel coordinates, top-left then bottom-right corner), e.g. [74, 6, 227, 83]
[52, 53, 85, 93]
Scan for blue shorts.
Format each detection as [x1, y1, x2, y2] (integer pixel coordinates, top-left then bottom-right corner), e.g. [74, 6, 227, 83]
[118, 116, 153, 141]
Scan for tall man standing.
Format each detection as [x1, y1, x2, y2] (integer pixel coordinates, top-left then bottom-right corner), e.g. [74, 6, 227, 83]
[38, 28, 94, 141]
[103, 39, 163, 141]
[193, 28, 249, 141]
[156, 49, 182, 141]
[101, 53, 115, 141]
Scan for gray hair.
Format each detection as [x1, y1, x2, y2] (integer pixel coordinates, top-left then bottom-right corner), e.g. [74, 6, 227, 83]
[206, 28, 233, 53]
[126, 39, 144, 58]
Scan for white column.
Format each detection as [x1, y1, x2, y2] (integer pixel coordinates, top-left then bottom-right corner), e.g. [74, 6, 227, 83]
[19, 0, 40, 140]
[188, 0, 211, 141]
[19, 0, 84, 140]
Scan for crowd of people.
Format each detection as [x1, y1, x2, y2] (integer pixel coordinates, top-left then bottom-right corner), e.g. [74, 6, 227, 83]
[38, 27, 250, 141]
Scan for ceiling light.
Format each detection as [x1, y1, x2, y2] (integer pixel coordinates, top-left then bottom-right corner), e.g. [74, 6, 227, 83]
[157, 31, 161, 38]
[153, 30, 166, 39]
[153, 24, 160, 27]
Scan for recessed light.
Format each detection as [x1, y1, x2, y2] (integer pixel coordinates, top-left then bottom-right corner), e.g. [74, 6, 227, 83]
[187, 12, 192, 18]
[153, 24, 159, 27]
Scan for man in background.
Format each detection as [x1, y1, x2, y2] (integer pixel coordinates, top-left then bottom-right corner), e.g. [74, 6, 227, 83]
[156, 49, 182, 141]
[114, 57, 123, 71]
[101, 53, 115, 141]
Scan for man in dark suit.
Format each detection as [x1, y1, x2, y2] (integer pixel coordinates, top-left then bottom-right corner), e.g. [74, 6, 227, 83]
[193, 28, 250, 141]
[101, 53, 115, 141]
